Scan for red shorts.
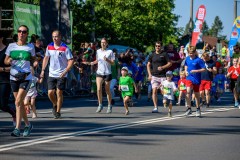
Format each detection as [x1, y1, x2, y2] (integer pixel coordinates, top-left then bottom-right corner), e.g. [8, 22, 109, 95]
[185, 80, 200, 92]
[199, 80, 212, 91]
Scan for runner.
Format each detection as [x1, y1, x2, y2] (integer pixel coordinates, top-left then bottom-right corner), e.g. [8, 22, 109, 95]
[4, 25, 37, 137]
[89, 38, 115, 113]
[147, 41, 172, 113]
[119, 67, 137, 115]
[226, 58, 240, 107]
[199, 52, 217, 108]
[160, 71, 178, 117]
[24, 67, 43, 118]
[0, 32, 16, 126]
[184, 46, 206, 117]
[41, 30, 74, 119]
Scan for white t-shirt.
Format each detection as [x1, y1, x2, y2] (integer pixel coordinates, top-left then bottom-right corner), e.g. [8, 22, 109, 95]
[96, 49, 115, 75]
[45, 42, 73, 78]
[5, 42, 35, 81]
[161, 80, 177, 100]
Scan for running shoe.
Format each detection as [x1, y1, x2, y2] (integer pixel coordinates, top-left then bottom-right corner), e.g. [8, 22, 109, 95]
[234, 101, 239, 108]
[206, 103, 210, 108]
[23, 123, 33, 137]
[11, 128, 20, 137]
[199, 101, 206, 107]
[184, 108, 192, 116]
[196, 108, 201, 117]
[111, 99, 115, 105]
[54, 112, 61, 119]
[106, 105, 112, 114]
[168, 112, 172, 117]
[152, 108, 158, 113]
[125, 110, 130, 115]
[176, 102, 180, 106]
[96, 104, 103, 113]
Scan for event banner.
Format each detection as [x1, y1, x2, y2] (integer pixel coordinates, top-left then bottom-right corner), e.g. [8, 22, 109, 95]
[14, 2, 41, 38]
[191, 5, 206, 46]
[228, 16, 240, 57]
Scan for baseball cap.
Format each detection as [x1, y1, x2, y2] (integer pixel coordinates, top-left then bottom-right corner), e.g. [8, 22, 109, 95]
[166, 71, 173, 76]
[121, 67, 128, 72]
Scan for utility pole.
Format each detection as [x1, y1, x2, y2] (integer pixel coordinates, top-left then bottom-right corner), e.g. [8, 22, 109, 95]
[190, 0, 194, 31]
[234, 0, 237, 19]
[189, 0, 194, 44]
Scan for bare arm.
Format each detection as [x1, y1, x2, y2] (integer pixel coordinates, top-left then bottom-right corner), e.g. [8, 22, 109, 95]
[60, 58, 74, 78]
[4, 55, 12, 66]
[40, 56, 50, 78]
[147, 62, 152, 80]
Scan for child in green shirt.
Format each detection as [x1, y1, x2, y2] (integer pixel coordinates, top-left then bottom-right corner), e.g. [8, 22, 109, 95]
[119, 67, 138, 115]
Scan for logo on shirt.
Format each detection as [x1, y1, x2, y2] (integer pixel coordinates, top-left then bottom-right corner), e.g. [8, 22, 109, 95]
[58, 52, 63, 57]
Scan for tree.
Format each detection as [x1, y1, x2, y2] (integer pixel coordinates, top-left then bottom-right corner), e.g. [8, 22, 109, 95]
[208, 16, 224, 37]
[202, 21, 209, 36]
[71, 0, 179, 50]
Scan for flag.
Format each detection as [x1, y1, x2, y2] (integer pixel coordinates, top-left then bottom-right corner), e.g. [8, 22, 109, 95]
[191, 5, 206, 46]
[228, 16, 240, 57]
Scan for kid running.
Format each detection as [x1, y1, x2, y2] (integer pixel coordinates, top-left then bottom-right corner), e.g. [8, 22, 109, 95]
[119, 67, 138, 115]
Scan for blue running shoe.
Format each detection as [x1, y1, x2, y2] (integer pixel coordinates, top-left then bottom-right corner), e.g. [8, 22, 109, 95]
[23, 123, 33, 137]
[11, 128, 20, 137]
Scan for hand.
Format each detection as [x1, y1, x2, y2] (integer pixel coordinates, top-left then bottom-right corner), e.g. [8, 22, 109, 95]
[7, 58, 12, 65]
[190, 70, 196, 74]
[40, 71, 45, 78]
[103, 55, 107, 61]
[157, 66, 163, 71]
[135, 88, 138, 93]
[148, 75, 152, 81]
[33, 61, 38, 68]
[207, 68, 213, 72]
[60, 71, 67, 78]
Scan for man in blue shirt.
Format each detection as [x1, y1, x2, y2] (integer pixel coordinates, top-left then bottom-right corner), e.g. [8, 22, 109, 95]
[184, 46, 206, 117]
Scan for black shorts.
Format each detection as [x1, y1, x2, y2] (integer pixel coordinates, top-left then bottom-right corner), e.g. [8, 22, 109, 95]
[10, 80, 31, 92]
[96, 74, 112, 82]
[230, 79, 237, 92]
[48, 77, 67, 90]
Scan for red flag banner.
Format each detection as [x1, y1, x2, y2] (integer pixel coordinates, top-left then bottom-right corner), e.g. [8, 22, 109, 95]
[191, 5, 206, 46]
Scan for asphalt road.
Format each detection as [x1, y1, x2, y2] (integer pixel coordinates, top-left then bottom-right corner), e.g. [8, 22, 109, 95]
[0, 92, 240, 160]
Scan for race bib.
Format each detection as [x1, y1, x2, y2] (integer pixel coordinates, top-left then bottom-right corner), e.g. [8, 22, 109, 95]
[164, 87, 171, 95]
[180, 84, 186, 91]
[121, 85, 129, 91]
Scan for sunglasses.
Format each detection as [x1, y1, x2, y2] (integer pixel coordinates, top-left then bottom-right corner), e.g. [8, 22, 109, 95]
[155, 45, 161, 47]
[17, 30, 28, 34]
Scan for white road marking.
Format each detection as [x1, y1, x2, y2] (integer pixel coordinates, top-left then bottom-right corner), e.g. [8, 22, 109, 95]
[37, 109, 73, 114]
[0, 108, 235, 152]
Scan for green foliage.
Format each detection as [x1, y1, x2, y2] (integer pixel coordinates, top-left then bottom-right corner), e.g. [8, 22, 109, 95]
[208, 16, 224, 37]
[202, 21, 209, 36]
[71, 0, 179, 51]
[14, 0, 40, 5]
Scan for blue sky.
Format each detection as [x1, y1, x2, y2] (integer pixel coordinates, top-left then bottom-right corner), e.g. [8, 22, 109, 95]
[173, 0, 238, 39]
